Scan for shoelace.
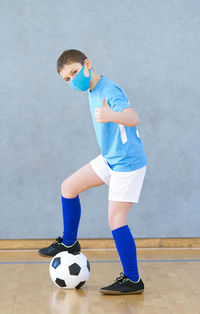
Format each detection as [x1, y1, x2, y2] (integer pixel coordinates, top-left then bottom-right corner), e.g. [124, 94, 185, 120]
[50, 236, 63, 247]
[114, 272, 127, 284]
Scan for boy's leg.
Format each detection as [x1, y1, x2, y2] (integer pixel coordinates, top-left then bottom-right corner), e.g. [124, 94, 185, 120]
[108, 201, 140, 282]
[38, 162, 105, 257]
[99, 200, 144, 294]
[61, 162, 105, 198]
[60, 163, 105, 245]
[108, 200, 131, 231]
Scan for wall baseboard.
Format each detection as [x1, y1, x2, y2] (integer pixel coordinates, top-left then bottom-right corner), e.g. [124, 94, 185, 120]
[0, 238, 200, 250]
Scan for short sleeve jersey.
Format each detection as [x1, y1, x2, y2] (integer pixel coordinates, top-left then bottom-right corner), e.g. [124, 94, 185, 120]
[88, 75, 147, 172]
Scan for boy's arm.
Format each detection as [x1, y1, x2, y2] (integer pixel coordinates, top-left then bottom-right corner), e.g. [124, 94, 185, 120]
[110, 107, 139, 127]
[94, 98, 139, 127]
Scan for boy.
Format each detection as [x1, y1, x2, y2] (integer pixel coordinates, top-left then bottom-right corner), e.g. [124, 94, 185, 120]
[38, 49, 147, 295]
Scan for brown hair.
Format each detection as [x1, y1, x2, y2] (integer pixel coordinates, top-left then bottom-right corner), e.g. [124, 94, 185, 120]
[57, 49, 88, 74]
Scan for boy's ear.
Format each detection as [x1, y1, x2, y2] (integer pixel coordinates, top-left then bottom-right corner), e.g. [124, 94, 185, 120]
[85, 58, 92, 70]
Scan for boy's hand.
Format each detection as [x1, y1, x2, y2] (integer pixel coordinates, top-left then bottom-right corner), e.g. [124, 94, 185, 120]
[94, 98, 113, 123]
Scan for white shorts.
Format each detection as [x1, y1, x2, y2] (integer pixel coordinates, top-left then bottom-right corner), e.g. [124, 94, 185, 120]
[89, 154, 147, 203]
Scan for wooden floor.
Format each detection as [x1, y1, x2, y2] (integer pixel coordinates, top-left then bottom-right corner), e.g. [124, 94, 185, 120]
[0, 248, 200, 314]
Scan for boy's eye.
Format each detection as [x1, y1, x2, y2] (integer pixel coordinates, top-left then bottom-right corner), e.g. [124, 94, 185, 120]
[65, 71, 77, 82]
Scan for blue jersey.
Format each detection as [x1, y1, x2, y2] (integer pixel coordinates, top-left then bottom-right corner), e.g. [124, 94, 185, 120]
[88, 76, 147, 172]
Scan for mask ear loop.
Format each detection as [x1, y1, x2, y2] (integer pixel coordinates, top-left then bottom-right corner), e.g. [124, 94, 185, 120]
[82, 59, 86, 69]
[80, 60, 86, 75]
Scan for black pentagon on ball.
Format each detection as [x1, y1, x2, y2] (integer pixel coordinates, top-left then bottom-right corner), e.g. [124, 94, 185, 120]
[76, 281, 86, 289]
[55, 278, 66, 287]
[87, 260, 90, 272]
[70, 251, 80, 256]
[52, 257, 61, 269]
[69, 263, 81, 275]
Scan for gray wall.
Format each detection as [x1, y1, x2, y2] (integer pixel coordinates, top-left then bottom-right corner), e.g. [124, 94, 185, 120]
[1, 0, 200, 239]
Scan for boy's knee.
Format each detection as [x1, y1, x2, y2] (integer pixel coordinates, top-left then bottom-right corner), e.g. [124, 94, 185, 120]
[108, 218, 119, 231]
[61, 179, 77, 198]
[108, 214, 127, 231]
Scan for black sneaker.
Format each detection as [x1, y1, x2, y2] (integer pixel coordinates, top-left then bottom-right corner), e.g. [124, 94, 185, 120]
[99, 272, 144, 295]
[38, 237, 81, 257]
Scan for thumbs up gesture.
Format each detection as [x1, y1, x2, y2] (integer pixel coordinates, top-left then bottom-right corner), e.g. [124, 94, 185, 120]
[94, 98, 113, 123]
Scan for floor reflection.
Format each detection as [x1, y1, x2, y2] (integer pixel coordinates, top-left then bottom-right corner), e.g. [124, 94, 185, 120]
[49, 288, 89, 314]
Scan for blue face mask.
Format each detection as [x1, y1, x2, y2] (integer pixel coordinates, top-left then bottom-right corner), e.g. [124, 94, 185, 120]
[69, 61, 91, 91]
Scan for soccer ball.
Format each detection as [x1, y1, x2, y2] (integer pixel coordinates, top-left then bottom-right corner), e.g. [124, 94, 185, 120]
[49, 251, 90, 289]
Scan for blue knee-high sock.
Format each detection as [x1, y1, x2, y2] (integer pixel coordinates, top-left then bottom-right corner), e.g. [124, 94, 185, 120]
[112, 225, 140, 282]
[61, 195, 81, 246]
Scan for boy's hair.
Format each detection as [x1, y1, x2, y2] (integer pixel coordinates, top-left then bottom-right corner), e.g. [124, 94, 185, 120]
[57, 49, 89, 74]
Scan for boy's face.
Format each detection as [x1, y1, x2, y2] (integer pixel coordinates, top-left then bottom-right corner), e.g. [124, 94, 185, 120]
[59, 59, 91, 84]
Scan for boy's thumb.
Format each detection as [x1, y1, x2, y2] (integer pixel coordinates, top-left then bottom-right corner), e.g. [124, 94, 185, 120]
[102, 98, 109, 107]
